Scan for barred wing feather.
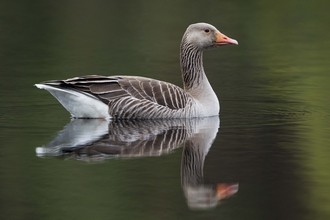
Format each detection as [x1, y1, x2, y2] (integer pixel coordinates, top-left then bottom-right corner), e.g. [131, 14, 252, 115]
[44, 75, 192, 119]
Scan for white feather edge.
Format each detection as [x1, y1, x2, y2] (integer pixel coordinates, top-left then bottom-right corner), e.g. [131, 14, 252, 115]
[35, 84, 110, 119]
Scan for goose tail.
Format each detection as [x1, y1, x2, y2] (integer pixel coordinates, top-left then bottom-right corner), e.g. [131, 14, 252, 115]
[35, 84, 109, 119]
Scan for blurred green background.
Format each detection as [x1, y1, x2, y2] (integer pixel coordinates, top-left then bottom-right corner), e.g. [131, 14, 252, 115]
[0, 0, 330, 219]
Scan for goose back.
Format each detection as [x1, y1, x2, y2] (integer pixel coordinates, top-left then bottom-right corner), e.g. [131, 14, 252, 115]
[39, 75, 197, 119]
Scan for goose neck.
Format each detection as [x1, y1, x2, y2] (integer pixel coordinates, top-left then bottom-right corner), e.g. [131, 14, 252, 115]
[180, 42, 205, 91]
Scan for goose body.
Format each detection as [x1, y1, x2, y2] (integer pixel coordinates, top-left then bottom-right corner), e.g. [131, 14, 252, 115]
[35, 23, 238, 119]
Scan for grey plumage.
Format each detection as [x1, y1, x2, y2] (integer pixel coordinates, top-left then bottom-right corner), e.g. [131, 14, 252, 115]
[41, 76, 194, 119]
[35, 23, 238, 119]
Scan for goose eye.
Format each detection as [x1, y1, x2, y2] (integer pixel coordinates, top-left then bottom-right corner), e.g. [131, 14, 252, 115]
[204, 29, 210, 33]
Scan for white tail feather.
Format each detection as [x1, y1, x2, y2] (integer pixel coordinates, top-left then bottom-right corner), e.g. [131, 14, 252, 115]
[35, 84, 109, 118]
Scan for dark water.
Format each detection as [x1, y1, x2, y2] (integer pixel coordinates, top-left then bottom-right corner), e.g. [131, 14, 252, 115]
[1, 0, 330, 219]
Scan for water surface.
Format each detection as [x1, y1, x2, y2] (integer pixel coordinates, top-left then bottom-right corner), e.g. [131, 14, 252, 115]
[1, 0, 330, 219]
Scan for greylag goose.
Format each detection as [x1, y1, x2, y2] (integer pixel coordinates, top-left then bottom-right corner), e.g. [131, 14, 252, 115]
[35, 23, 238, 119]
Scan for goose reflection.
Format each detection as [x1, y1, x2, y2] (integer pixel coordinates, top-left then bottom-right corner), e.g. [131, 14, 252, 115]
[181, 118, 238, 210]
[36, 117, 238, 209]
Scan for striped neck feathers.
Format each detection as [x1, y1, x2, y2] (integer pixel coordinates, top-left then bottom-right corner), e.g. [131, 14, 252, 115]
[180, 38, 205, 91]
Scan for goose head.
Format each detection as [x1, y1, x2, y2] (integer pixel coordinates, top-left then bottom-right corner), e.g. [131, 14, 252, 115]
[183, 23, 238, 50]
